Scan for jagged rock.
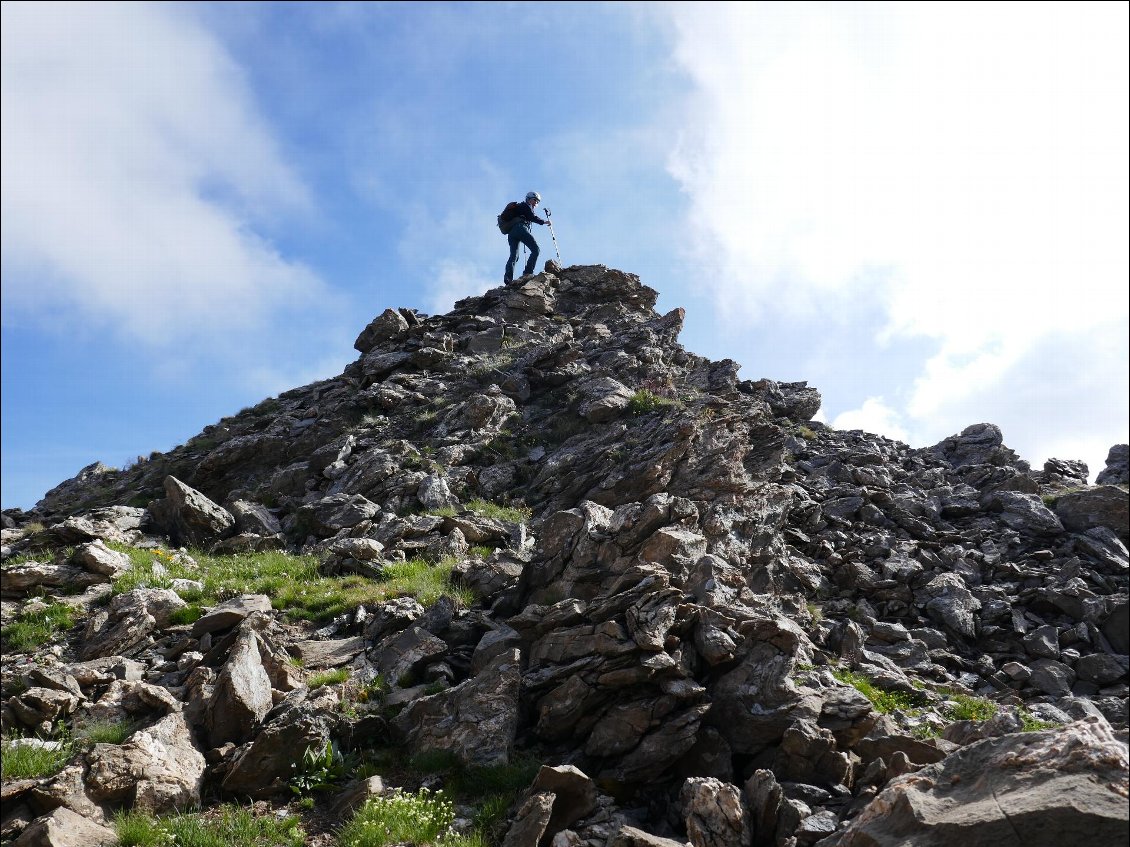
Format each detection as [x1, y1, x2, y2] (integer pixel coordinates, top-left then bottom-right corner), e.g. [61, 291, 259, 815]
[986, 491, 1064, 535]
[391, 648, 521, 766]
[1096, 444, 1129, 486]
[502, 792, 556, 847]
[298, 494, 381, 537]
[417, 474, 460, 511]
[84, 711, 205, 812]
[929, 423, 1027, 471]
[221, 688, 339, 798]
[7, 688, 81, 733]
[920, 573, 980, 639]
[372, 625, 448, 687]
[150, 476, 236, 547]
[12, 806, 117, 847]
[681, 777, 752, 847]
[70, 540, 132, 578]
[227, 500, 282, 536]
[2, 562, 104, 596]
[1055, 485, 1130, 539]
[204, 625, 274, 747]
[81, 588, 186, 660]
[822, 718, 1129, 846]
[191, 594, 273, 637]
[530, 764, 599, 836]
[355, 308, 410, 354]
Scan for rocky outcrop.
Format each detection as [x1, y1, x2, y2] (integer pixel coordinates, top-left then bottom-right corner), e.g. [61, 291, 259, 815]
[2, 265, 1126, 846]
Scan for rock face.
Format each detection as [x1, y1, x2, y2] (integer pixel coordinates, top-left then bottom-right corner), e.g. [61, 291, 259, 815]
[2, 265, 1127, 846]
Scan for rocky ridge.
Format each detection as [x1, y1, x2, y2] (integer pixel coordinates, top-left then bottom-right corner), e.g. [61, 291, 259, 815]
[1, 263, 1127, 847]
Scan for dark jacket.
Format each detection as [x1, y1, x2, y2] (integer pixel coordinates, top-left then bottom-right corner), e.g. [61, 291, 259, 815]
[508, 201, 546, 226]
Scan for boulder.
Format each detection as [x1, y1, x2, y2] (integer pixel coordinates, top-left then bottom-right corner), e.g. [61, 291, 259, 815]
[821, 718, 1129, 846]
[84, 711, 205, 813]
[13, 807, 116, 847]
[1055, 485, 1129, 539]
[391, 648, 521, 766]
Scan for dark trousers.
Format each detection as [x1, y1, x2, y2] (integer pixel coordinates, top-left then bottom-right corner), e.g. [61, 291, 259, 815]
[504, 224, 539, 283]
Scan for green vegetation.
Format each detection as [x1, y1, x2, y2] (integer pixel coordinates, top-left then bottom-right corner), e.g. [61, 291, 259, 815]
[1019, 708, 1059, 732]
[339, 788, 479, 847]
[832, 669, 929, 715]
[428, 497, 531, 524]
[797, 426, 817, 440]
[1, 602, 77, 652]
[105, 545, 472, 623]
[627, 388, 678, 416]
[289, 741, 352, 796]
[942, 691, 998, 722]
[168, 604, 206, 626]
[0, 735, 73, 779]
[464, 498, 531, 523]
[308, 668, 351, 689]
[75, 719, 134, 746]
[114, 805, 304, 847]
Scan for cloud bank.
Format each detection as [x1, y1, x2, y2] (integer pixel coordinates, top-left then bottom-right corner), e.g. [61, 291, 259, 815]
[1, 2, 341, 356]
[664, 2, 1129, 473]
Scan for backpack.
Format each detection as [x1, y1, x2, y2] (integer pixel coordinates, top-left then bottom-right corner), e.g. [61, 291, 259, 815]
[496, 201, 521, 234]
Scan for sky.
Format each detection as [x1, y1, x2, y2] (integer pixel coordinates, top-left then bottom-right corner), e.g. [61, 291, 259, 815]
[2, 1, 1127, 510]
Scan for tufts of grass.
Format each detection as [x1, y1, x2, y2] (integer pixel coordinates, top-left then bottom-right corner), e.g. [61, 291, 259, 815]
[627, 388, 679, 417]
[1, 603, 77, 652]
[462, 498, 531, 524]
[308, 668, 351, 689]
[1019, 708, 1060, 732]
[942, 691, 998, 722]
[0, 735, 73, 779]
[114, 805, 305, 847]
[381, 558, 475, 608]
[105, 546, 472, 624]
[832, 669, 929, 715]
[75, 719, 134, 746]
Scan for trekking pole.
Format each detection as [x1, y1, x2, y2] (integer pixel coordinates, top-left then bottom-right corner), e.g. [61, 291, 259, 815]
[544, 208, 562, 262]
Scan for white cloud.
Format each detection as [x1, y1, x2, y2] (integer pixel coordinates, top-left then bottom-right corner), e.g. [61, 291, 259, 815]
[832, 397, 909, 443]
[0, 1, 334, 348]
[663, 2, 1128, 472]
[425, 258, 498, 316]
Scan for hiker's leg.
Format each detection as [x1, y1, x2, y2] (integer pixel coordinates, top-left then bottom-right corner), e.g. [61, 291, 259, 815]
[504, 229, 521, 283]
[520, 229, 540, 276]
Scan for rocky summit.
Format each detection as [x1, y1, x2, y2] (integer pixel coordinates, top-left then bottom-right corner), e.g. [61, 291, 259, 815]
[2, 263, 1127, 847]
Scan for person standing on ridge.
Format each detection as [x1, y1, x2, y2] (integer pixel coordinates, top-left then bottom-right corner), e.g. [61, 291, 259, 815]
[501, 191, 548, 284]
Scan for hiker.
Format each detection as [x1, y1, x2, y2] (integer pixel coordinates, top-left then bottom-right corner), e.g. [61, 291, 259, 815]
[501, 191, 548, 284]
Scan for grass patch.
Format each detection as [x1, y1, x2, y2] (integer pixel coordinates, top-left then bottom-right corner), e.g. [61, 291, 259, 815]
[381, 559, 474, 608]
[942, 691, 998, 722]
[627, 388, 678, 417]
[832, 669, 929, 715]
[309, 668, 351, 689]
[168, 604, 206, 626]
[0, 736, 73, 779]
[1, 603, 77, 652]
[75, 719, 134, 746]
[105, 546, 472, 623]
[114, 805, 305, 847]
[463, 498, 531, 523]
[1019, 708, 1059, 732]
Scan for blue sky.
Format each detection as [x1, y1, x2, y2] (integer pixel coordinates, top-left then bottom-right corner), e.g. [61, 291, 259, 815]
[3, 1, 1128, 510]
